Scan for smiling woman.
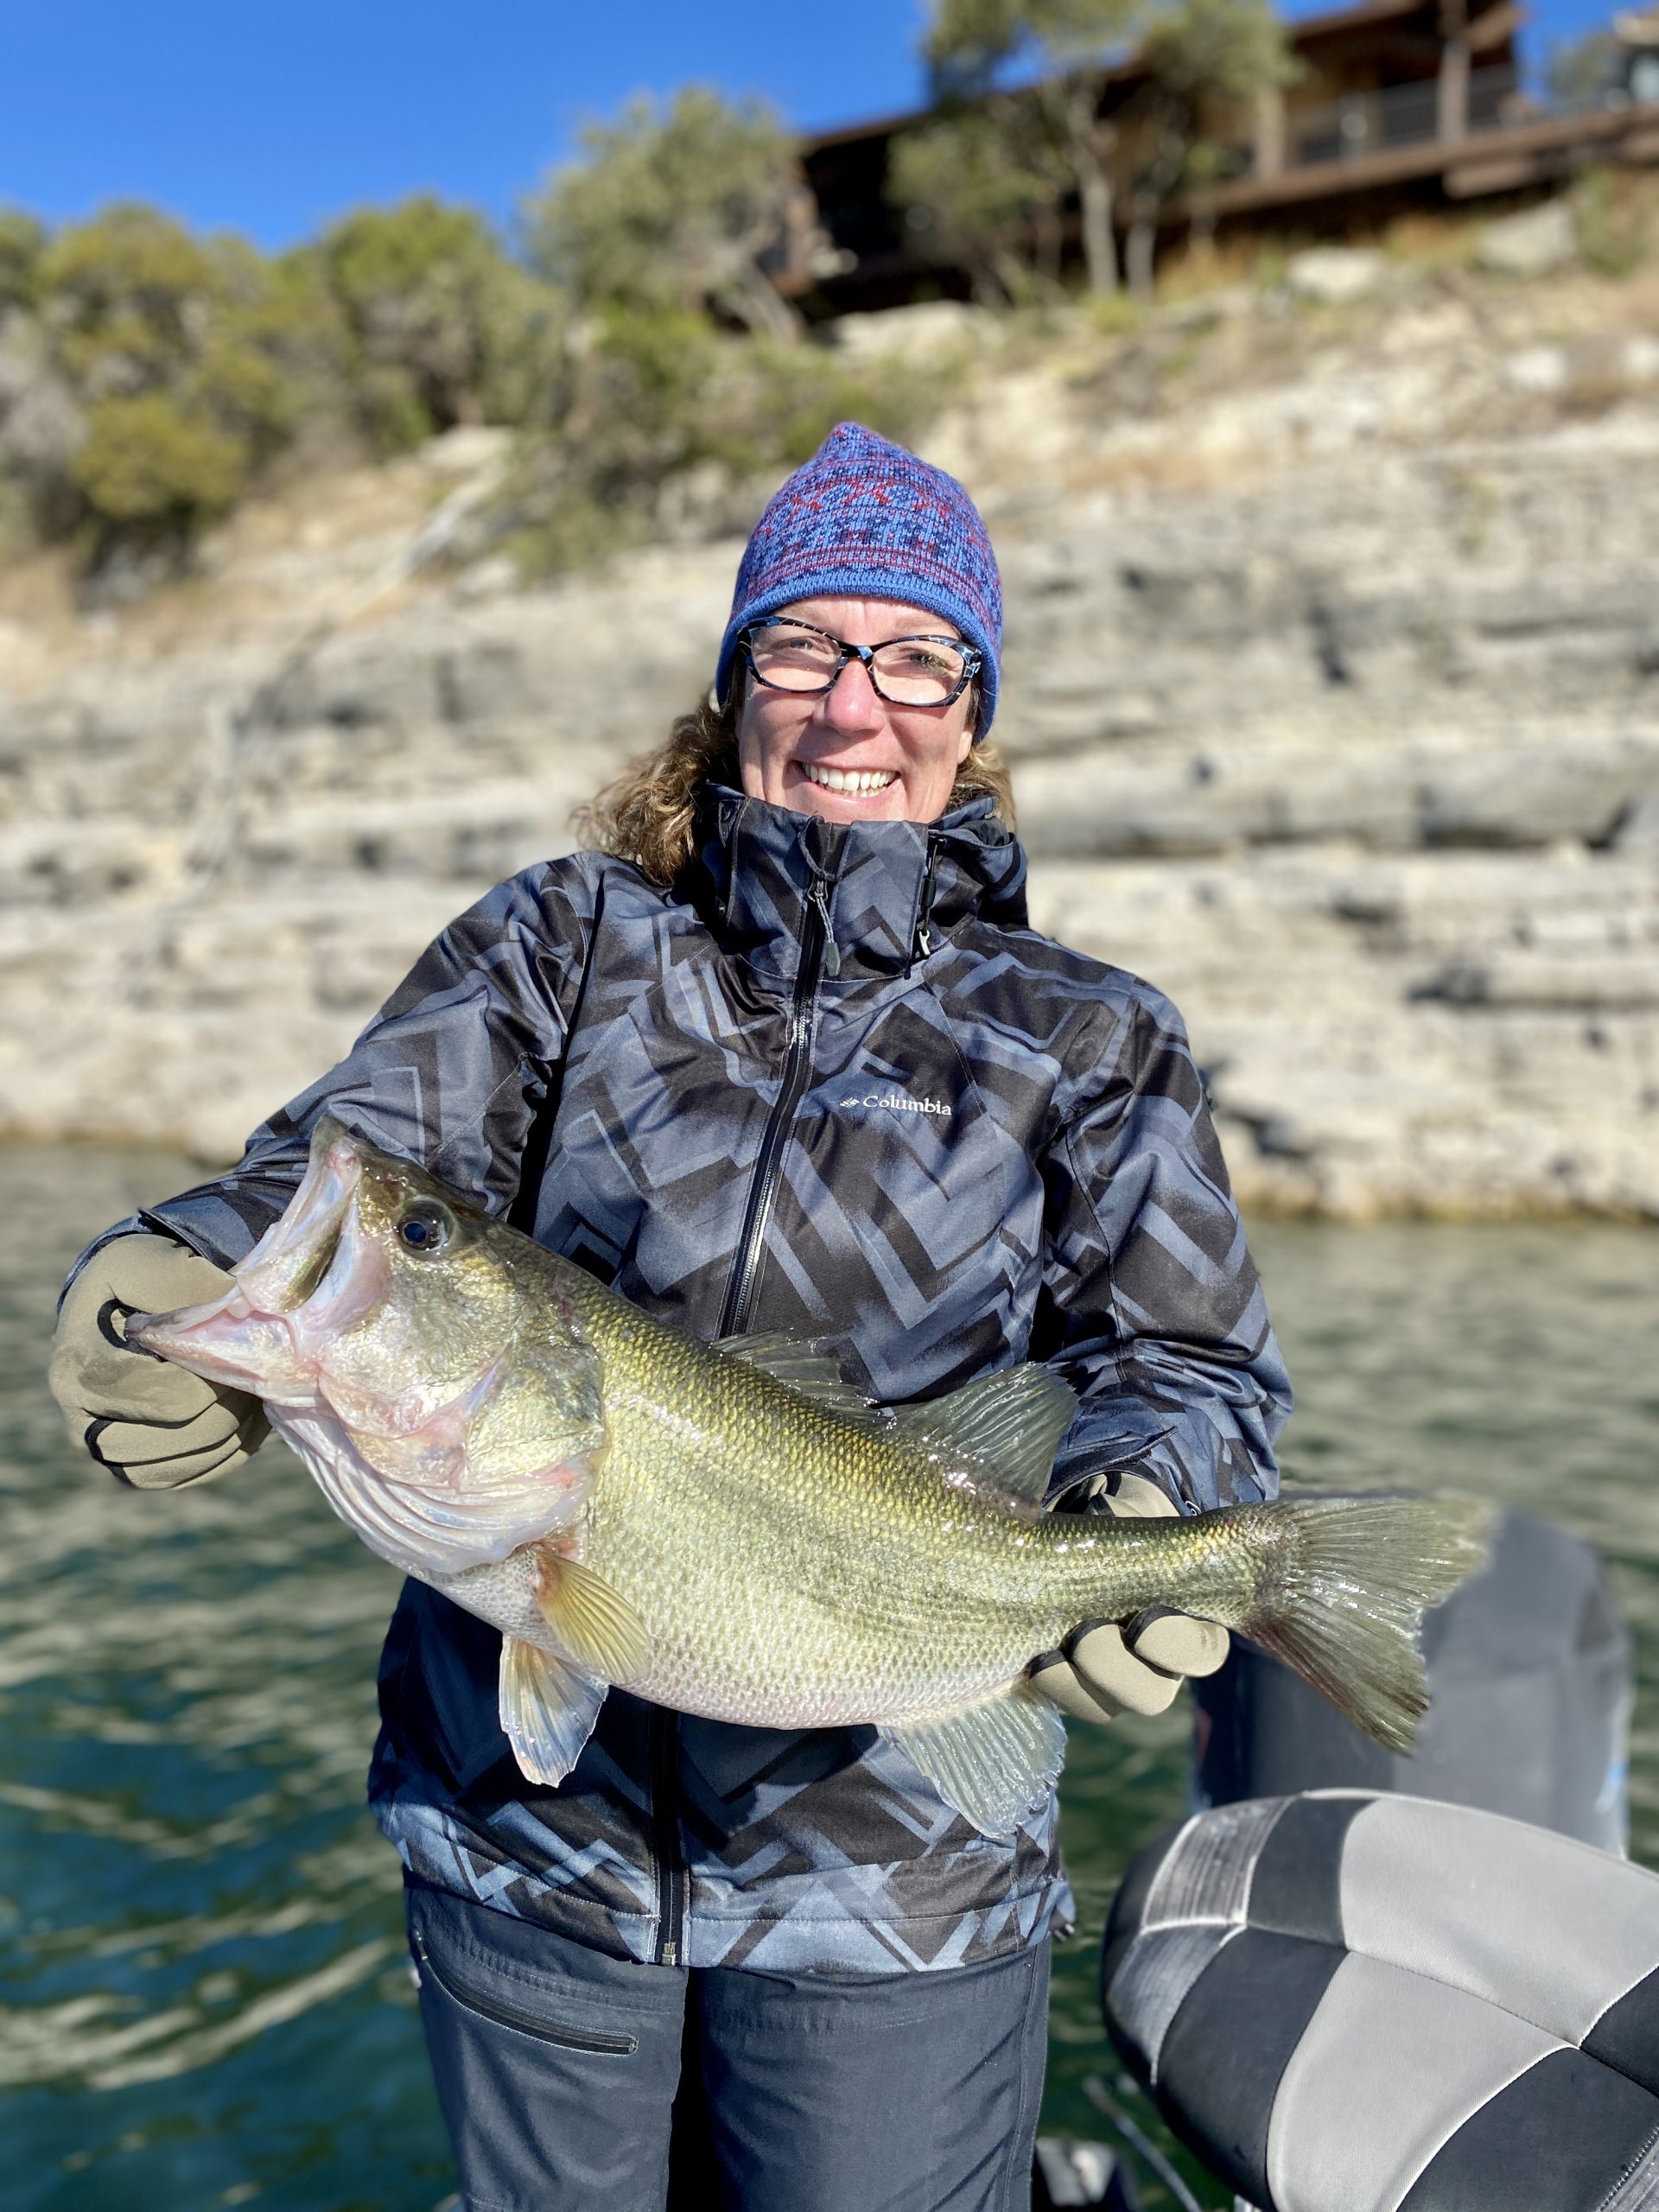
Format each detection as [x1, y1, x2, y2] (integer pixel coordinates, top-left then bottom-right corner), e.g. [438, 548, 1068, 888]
[49, 416, 1292, 2211]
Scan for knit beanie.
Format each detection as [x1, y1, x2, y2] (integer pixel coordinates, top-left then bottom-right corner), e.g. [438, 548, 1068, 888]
[715, 423, 1003, 739]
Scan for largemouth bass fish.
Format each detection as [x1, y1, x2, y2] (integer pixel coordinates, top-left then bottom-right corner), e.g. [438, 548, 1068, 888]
[130, 1119, 1491, 1837]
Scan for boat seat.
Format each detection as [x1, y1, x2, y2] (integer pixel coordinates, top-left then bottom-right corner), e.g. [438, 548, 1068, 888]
[1101, 1790, 1659, 2212]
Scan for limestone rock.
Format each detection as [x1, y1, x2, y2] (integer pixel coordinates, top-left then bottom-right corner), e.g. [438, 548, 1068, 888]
[1504, 345, 1570, 394]
[1284, 247, 1388, 303]
[2, 302, 1656, 1223]
[828, 301, 994, 365]
[1477, 198, 1578, 278]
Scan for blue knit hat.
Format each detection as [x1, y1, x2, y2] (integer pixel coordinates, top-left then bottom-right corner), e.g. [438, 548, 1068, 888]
[715, 423, 1003, 738]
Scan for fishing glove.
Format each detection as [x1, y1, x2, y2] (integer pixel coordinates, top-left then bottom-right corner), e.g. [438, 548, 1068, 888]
[48, 1233, 269, 1488]
[1029, 1471, 1230, 1723]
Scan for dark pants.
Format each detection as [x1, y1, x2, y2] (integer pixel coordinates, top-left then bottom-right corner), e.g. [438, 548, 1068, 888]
[407, 1883, 1050, 2212]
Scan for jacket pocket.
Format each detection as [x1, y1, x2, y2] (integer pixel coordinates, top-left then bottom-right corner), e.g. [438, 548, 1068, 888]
[411, 1928, 639, 2056]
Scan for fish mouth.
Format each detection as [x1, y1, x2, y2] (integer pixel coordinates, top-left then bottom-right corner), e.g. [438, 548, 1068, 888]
[128, 1116, 387, 1402]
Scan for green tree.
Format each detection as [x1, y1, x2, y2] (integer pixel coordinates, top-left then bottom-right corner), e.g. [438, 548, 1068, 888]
[303, 195, 557, 452]
[923, 0, 1149, 294]
[890, 97, 1073, 302]
[503, 83, 929, 572]
[36, 207, 323, 452]
[1546, 30, 1621, 110]
[41, 203, 229, 391]
[500, 296, 933, 576]
[29, 205, 321, 553]
[0, 210, 44, 311]
[525, 86, 802, 340]
[70, 388, 250, 539]
[1122, 0, 1297, 295]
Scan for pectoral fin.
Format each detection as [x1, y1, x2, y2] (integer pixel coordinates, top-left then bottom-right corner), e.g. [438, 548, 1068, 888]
[880, 1683, 1068, 1840]
[499, 1638, 607, 1785]
[535, 1551, 651, 1682]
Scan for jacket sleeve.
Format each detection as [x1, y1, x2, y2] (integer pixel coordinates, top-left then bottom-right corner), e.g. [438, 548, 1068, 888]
[1034, 985, 1292, 1513]
[68, 863, 594, 1283]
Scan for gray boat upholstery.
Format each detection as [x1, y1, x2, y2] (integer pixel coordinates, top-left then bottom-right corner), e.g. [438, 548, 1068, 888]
[1102, 1790, 1659, 2212]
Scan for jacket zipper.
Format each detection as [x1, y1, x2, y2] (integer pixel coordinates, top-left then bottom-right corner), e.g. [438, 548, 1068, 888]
[644, 842, 836, 1969]
[411, 1929, 639, 2053]
[649, 1704, 684, 1967]
[716, 851, 836, 1338]
[594, 830, 829, 1967]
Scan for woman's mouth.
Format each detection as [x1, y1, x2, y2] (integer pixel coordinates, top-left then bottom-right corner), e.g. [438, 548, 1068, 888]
[801, 763, 899, 796]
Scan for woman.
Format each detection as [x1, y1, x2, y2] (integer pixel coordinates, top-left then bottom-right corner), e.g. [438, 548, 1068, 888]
[52, 423, 1291, 2210]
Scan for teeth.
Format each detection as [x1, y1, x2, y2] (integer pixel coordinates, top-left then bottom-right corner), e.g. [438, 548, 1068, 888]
[804, 764, 899, 795]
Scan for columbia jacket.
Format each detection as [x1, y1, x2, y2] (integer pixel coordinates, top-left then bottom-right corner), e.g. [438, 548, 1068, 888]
[86, 790, 1291, 1974]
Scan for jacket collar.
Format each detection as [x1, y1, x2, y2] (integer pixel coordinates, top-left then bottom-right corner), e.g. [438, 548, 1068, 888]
[692, 786, 1028, 983]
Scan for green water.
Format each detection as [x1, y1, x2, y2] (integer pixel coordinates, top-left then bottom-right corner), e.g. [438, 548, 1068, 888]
[3, 1151, 1655, 2212]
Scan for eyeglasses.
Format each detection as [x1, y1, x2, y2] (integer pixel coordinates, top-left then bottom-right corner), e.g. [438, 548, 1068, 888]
[741, 618, 981, 709]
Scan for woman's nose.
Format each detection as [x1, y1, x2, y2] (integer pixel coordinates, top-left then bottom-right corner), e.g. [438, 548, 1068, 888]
[821, 653, 884, 729]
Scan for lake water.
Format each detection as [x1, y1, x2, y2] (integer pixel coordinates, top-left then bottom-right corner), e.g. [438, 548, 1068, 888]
[3, 1149, 1655, 2212]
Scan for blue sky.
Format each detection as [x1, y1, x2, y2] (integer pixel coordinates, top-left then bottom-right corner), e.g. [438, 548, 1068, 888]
[3, 0, 1619, 250]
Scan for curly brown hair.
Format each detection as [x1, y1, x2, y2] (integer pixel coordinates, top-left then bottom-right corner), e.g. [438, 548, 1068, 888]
[576, 688, 1016, 888]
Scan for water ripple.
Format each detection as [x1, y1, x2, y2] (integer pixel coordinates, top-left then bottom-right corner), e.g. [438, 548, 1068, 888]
[3, 1151, 1654, 2211]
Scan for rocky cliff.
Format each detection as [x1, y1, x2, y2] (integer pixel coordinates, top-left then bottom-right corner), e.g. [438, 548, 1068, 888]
[3, 238, 1656, 1218]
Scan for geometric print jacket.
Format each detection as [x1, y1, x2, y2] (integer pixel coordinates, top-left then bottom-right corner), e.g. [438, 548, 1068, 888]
[96, 788, 1292, 1974]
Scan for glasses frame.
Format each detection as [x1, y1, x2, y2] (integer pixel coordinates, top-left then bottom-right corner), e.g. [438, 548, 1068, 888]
[739, 616, 982, 709]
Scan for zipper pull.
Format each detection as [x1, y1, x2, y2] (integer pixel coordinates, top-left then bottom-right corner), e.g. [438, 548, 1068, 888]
[913, 845, 938, 965]
[810, 877, 841, 977]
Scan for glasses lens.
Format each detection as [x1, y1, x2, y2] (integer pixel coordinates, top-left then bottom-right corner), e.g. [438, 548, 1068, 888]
[869, 639, 970, 706]
[748, 626, 842, 691]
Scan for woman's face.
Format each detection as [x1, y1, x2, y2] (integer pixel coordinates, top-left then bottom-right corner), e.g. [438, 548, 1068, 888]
[734, 595, 977, 827]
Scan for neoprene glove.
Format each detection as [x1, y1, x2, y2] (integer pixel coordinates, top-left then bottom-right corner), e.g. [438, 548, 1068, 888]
[1029, 1471, 1230, 1722]
[48, 1233, 269, 1487]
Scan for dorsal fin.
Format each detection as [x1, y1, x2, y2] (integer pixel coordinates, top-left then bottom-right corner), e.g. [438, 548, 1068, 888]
[893, 1364, 1077, 1503]
[715, 1331, 876, 1420]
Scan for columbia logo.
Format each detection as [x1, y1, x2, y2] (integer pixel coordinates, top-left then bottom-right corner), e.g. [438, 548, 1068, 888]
[839, 1092, 952, 1116]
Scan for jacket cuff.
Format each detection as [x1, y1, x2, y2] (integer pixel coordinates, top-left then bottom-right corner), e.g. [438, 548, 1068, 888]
[59, 1203, 251, 1311]
[1045, 1428, 1179, 1511]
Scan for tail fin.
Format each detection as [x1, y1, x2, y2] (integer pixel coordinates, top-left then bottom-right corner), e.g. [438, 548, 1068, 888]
[1242, 1495, 1495, 1753]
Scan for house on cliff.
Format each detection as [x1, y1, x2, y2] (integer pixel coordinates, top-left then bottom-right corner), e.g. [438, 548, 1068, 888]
[772, 0, 1659, 314]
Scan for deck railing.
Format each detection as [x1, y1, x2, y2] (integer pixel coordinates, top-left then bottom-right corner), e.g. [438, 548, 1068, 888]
[1283, 62, 1522, 168]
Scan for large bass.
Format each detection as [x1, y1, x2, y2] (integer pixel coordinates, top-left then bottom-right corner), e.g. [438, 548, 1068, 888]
[131, 1118, 1491, 1837]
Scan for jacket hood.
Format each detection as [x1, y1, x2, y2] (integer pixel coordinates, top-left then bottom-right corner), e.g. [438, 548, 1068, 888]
[691, 787, 1029, 983]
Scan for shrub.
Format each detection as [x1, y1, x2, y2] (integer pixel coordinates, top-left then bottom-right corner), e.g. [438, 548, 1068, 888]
[71, 389, 251, 538]
[502, 317, 939, 576]
[0, 86, 952, 582]
[525, 86, 800, 341]
[0, 210, 44, 311]
[302, 196, 563, 452]
[1572, 168, 1654, 279]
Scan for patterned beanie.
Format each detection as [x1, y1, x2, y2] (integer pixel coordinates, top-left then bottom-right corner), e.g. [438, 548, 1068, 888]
[715, 422, 1002, 739]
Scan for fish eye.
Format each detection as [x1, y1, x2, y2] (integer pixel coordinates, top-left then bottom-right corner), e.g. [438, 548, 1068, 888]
[397, 1200, 453, 1255]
